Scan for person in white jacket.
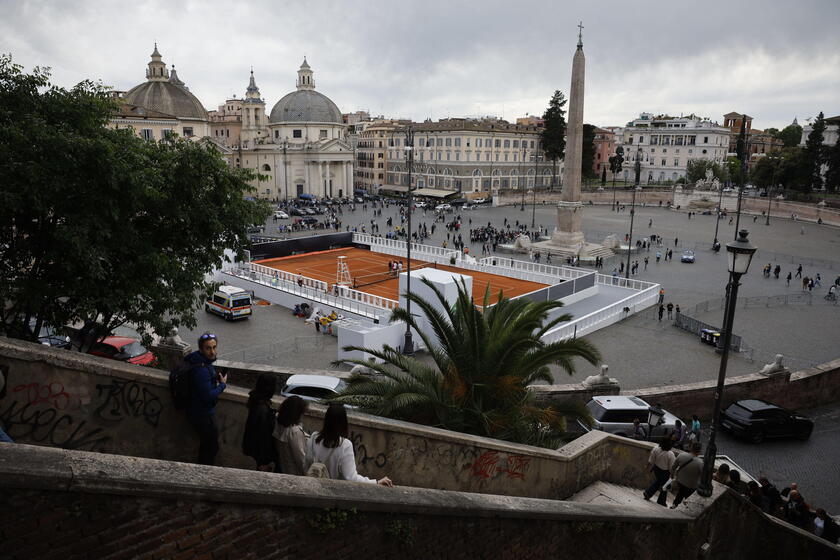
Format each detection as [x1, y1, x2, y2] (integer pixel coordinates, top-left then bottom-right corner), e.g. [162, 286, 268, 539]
[305, 403, 393, 487]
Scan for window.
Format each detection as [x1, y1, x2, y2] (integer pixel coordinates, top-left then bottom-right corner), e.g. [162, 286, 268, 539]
[703, 136, 709, 144]
[504, 154, 508, 161]
[485, 153, 490, 161]
[663, 136, 671, 145]
[503, 139, 510, 148]
[675, 136, 684, 145]
[182, 127, 193, 137]
[495, 139, 501, 148]
[495, 153, 499, 161]
[436, 138, 442, 147]
[661, 159, 666, 166]
[650, 136, 659, 145]
[161, 129, 173, 139]
[455, 138, 461, 147]
[445, 138, 451, 147]
[293, 129, 302, 138]
[141, 129, 154, 141]
[513, 140, 519, 148]
[456, 153, 460, 161]
[673, 159, 679, 166]
[477, 138, 482, 147]
[638, 136, 644, 144]
[320, 129, 328, 138]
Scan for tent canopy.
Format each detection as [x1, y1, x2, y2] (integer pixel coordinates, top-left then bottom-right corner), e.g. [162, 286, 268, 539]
[412, 188, 458, 199]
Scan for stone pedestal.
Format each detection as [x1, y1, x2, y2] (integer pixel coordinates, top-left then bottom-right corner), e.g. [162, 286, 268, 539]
[552, 201, 585, 246]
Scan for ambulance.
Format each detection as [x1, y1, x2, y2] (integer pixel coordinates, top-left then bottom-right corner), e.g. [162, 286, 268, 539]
[205, 285, 252, 321]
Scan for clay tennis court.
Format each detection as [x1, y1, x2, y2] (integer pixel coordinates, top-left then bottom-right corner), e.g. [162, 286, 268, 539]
[254, 247, 546, 306]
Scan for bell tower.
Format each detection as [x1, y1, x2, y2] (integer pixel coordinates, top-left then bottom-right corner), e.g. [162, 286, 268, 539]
[145, 43, 169, 82]
[241, 68, 266, 147]
[296, 58, 315, 90]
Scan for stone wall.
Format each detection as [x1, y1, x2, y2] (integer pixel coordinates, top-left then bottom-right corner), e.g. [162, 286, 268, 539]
[2, 444, 838, 560]
[0, 337, 652, 501]
[532, 358, 840, 422]
[674, 192, 840, 226]
[494, 189, 674, 208]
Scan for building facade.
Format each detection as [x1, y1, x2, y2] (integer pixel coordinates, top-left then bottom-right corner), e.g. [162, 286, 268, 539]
[384, 118, 549, 194]
[800, 115, 840, 147]
[355, 121, 401, 193]
[593, 127, 616, 178]
[208, 98, 243, 147]
[615, 113, 730, 185]
[215, 60, 354, 200]
[110, 45, 210, 140]
[723, 112, 783, 166]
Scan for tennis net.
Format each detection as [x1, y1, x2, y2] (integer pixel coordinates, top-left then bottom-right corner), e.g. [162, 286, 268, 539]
[352, 262, 437, 288]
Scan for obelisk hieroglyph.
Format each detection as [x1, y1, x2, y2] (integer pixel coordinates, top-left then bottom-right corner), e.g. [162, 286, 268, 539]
[551, 23, 586, 248]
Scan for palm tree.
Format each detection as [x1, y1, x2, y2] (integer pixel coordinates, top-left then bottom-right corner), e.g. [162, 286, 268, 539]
[332, 278, 601, 448]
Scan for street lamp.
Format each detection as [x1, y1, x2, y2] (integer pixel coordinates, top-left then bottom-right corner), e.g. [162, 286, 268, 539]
[765, 155, 782, 226]
[625, 147, 641, 280]
[403, 126, 415, 355]
[697, 229, 757, 497]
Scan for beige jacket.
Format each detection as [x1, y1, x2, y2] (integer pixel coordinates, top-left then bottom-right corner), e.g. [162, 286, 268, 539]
[273, 424, 308, 476]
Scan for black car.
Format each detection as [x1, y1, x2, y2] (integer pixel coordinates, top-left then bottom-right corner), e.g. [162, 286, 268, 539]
[721, 399, 813, 443]
[289, 207, 304, 216]
[300, 216, 319, 225]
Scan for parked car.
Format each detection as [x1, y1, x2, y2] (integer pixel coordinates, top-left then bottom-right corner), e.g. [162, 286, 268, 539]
[354, 196, 365, 203]
[289, 207, 304, 216]
[462, 203, 476, 210]
[87, 336, 156, 366]
[580, 396, 685, 443]
[281, 374, 348, 403]
[274, 210, 289, 219]
[680, 250, 696, 263]
[721, 399, 813, 443]
[303, 208, 317, 216]
[300, 216, 319, 225]
[246, 225, 264, 234]
[27, 319, 72, 349]
[435, 203, 452, 211]
[474, 197, 487, 204]
[414, 201, 427, 208]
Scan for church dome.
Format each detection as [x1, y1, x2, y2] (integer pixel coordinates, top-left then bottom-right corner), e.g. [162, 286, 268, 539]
[268, 59, 342, 124]
[123, 46, 208, 121]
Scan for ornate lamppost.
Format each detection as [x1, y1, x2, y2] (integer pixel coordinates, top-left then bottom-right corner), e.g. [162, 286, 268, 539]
[697, 229, 757, 497]
[625, 147, 641, 279]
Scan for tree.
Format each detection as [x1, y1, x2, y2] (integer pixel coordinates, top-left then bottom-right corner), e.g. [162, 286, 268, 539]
[581, 124, 596, 179]
[763, 127, 780, 138]
[804, 112, 827, 191]
[685, 159, 725, 184]
[825, 134, 840, 193]
[0, 54, 271, 350]
[609, 146, 624, 186]
[600, 166, 607, 185]
[332, 279, 601, 448]
[777, 123, 803, 148]
[749, 153, 782, 190]
[541, 91, 567, 189]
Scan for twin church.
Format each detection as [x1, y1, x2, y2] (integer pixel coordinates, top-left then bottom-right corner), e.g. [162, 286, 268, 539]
[111, 45, 354, 200]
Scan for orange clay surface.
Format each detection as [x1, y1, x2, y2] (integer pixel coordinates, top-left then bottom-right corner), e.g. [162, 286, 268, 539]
[254, 247, 547, 306]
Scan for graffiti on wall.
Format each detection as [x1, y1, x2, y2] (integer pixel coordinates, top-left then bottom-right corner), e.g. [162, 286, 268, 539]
[470, 451, 531, 480]
[94, 379, 162, 427]
[350, 430, 388, 468]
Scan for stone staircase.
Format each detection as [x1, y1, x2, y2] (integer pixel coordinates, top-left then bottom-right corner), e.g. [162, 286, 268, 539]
[568, 481, 705, 517]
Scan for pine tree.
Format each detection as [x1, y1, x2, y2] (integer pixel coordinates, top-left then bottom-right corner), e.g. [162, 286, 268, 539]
[541, 91, 567, 189]
[804, 112, 827, 191]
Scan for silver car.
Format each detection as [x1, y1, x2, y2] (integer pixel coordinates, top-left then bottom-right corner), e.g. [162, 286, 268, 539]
[581, 396, 685, 443]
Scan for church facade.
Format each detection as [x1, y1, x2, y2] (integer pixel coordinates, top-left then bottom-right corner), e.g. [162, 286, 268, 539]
[112, 47, 352, 201]
[216, 60, 354, 201]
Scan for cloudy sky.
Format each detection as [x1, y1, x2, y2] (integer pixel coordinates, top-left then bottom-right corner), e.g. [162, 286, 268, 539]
[2, 0, 838, 129]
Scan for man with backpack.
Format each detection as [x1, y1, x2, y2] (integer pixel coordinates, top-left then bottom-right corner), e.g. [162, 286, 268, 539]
[177, 332, 227, 465]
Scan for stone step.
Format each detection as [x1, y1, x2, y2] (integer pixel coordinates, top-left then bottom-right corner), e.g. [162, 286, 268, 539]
[568, 480, 707, 516]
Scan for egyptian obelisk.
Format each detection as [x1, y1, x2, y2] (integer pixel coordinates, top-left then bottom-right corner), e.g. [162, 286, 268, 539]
[551, 23, 587, 248]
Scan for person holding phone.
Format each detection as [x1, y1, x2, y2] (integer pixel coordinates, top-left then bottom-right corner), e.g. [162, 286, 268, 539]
[185, 332, 227, 465]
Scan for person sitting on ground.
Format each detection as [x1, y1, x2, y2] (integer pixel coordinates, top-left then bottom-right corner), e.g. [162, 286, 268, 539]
[727, 470, 749, 495]
[785, 491, 811, 528]
[274, 395, 309, 475]
[814, 509, 840, 544]
[305, 403, 393, 486]
[713, 463, 730, 485]
[747, 481, 769, 512]
[242, 374, 279, 472]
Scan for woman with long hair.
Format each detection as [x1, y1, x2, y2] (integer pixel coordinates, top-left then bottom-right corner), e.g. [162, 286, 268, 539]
[305, 403, 393, 486]
[273, 395, 309, 475]
[241, 374, 279, 471]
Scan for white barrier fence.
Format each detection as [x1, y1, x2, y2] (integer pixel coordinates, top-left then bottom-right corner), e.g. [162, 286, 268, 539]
[352, 233, 459, 264]
[224, 265, 397, 318]
[541, 280, 660, 343]
[479, 256, 593, 280]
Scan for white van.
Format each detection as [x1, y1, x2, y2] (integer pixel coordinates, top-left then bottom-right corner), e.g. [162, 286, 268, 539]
[205, 285, 252, 321]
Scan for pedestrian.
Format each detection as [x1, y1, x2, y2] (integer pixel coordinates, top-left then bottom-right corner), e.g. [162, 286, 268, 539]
[675, 304, 681, 315]
[759, 476, 783, 516]
[274, 395, 309, 475]
[674, 237, 678, 247]
[242, 374, 279, 472]
[644, 256, 649, 270]
[795, 264, 802, 278]
[666, 302, 674, 319]
[649, 218, 653, 228]
[814, 509, 840, 544]
[632, 418, 648, 440]
[784, 491, 810, 528]
[305, 403, 394, 486]
[658, 304, 664, 321]
[774, 264, 781, 279]
[643, 438, 675, 501]
[184, 332, 227, 465]
[656, 250, 662, 263]
[815, 273, 822, 287]
[690, 414, 701, 442]
[727, 470, 748, 495]
[786, 272, 792, 287]
[671, 419, 686, 450]
[670, 442, 704, 508]
[658, 287, 665, 303]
